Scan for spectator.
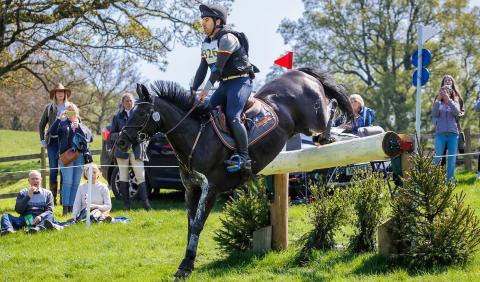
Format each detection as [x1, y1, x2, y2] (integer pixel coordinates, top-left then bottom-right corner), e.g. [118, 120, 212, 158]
[475, 97, 480, 180]
[50, 103, 93, 216]
[38, 83, 71, 205]
[431, 74, 464, 183]
[70, 164, 112, 223]
[1, 171, 62, 235]
[334, 94, 375, 135]
[110, 93, 151, 210]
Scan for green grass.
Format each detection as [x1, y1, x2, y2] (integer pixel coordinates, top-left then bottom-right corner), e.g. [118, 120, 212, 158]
[1, 130, 480, 281]
[0, 172, 479, 281]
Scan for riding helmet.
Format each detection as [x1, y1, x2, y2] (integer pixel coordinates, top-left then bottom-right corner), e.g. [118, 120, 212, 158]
[199, 4, 228, 24]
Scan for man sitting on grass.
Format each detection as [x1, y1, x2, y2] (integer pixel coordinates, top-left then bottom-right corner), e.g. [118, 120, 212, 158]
[1, 170, 63, 235]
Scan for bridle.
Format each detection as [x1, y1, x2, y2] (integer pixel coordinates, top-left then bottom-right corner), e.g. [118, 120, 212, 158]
[120, 101, 159, 144]
[119, 99, 208, 172]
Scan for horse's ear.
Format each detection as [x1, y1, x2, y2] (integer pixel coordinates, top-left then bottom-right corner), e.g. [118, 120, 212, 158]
[136, 83, 151, 102]
[136, 83, 143, 99]
[141, 84, 151, 102]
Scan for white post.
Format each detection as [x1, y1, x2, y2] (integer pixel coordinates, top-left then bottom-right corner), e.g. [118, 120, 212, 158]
[86, 163, 93, 230]
[414, 24, 424, 152]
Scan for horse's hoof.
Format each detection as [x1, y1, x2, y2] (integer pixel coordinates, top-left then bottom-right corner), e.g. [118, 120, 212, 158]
[174, 268, 192, 279]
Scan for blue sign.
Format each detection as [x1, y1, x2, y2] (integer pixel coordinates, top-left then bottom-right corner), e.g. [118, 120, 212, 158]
[412, 49, 432, 68]
[412, 68, 430, 86]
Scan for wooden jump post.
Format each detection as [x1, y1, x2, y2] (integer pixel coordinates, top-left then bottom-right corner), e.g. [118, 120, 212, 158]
[259, 131, 404, 250]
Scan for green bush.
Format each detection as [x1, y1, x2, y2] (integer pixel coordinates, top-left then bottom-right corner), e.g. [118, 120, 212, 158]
[214, 179, 270, 252]
[296, 184, 352, 264]
[391, 149, 480, 268]
[349, 172, 389, 252]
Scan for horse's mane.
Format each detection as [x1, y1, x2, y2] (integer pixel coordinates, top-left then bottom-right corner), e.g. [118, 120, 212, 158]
[150, 81, 197, 112]
[150, 80, 211, 118]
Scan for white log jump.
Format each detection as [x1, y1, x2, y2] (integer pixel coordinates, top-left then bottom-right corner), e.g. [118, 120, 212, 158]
[259, 131, 403, 250]
[259, 131, 401, 176]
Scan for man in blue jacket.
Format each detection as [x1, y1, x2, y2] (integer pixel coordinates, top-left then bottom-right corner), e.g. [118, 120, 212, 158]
[1, 170, 62, 235]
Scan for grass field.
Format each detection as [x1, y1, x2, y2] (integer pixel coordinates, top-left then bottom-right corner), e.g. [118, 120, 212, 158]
[1, 130, 480, 281]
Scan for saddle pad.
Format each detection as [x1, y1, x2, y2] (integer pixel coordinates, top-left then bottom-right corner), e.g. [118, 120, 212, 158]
[211, 98, 278, 150]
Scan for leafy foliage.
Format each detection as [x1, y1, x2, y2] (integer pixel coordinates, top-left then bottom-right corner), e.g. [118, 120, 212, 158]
[276, 0, 480, 134]
[349, 172, 389, 253]
[0, 0, 233, 85]
[296, 184, 352, 264]
[391, 149, 480, 268]
[214, 179, 270, 252]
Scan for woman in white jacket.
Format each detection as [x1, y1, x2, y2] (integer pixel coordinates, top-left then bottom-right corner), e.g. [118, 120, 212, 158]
[71, 164, 112, 222]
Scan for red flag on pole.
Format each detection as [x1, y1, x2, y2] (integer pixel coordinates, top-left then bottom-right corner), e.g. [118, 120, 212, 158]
[274, 51, 293, 69]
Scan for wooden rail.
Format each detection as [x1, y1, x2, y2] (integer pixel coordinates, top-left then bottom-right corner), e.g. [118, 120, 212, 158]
[0, 148, 101, 199]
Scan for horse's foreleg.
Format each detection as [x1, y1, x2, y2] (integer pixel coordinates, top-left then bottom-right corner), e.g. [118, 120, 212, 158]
[185, 187, 201, 249]
[175, 176, 217, 278]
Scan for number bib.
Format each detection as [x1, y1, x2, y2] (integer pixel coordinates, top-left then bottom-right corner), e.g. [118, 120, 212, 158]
[201, 40, 218, 65]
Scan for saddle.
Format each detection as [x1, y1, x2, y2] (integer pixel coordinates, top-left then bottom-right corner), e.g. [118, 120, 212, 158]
[210, 96, 278, 151]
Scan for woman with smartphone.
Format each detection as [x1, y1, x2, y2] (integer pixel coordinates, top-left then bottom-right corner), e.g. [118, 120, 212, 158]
[49, 103, 93, 216]
[38, 83, 71, 205]
[431, 74, 464, 183]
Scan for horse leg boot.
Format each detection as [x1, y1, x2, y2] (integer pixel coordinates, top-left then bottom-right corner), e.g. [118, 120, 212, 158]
[137, 182, 152, 211]
[175, 182, 216, 278]
[228, 118, 252, 175]
[50, 182, 58, 205]
[118, 181, 131, 210]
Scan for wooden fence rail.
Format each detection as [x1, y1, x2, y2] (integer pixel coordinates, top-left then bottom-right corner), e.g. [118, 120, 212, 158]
[1, 131, 479, 200]
[0, 148, 101, 199]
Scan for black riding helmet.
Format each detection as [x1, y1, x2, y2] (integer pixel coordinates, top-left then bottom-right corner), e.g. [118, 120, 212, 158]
[199, 4, 228, 25]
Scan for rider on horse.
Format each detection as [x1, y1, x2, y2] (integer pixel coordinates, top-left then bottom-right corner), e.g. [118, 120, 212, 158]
[191, 4, 257, 175]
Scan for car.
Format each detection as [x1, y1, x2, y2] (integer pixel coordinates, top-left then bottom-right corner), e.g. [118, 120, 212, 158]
[286, 129, 395, 204]
[101, 125, 183, 199]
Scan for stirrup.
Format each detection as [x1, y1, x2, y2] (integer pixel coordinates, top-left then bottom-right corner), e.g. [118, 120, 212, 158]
[225, 154, 250, 173]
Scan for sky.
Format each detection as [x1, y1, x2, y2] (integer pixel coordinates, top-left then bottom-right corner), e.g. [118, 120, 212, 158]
[140, 0, 480, 88]
[140, 0, 305, 88]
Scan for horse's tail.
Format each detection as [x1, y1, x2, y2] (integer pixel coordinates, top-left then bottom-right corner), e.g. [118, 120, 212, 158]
[298, 67, 354, 122]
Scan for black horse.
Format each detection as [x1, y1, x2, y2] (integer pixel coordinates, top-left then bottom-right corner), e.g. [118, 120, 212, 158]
[116, 68, 353, 277]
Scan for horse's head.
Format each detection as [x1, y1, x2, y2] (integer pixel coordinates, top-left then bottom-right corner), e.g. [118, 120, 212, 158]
[117, 84, 161, 152]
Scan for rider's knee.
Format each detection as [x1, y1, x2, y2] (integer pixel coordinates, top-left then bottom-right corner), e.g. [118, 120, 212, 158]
[227, 115, 242, 125]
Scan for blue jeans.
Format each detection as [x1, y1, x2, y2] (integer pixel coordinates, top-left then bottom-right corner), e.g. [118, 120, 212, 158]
[47, 138, 60, 183]
[434, 133, 458, 183]
[1, 213, 54, 232]
[209, 77, 252, 121]
[59, 153, 84, 206]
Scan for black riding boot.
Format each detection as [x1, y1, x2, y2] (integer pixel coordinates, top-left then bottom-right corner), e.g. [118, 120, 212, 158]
[228, 118, 252, 174]
[119, 181, 131, 210]
[137, 182, 152, 211]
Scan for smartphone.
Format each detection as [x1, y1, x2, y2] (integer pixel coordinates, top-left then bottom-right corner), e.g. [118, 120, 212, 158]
[66, 111, 75, 118]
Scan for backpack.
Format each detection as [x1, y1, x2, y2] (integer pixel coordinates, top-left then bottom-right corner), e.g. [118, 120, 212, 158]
[217, 29, 259, 73]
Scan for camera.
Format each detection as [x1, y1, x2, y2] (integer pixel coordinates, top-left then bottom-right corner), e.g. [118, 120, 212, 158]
[83, 149, 93, 164]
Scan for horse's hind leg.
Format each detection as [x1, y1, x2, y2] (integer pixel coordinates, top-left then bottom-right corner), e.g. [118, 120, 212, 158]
[175, 178, 217, 278]
[314, 99, 338, 145]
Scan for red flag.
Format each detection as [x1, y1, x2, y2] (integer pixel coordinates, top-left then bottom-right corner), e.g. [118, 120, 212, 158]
[274, 51, 293, 69]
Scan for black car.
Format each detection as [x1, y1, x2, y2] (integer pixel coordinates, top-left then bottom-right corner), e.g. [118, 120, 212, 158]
[101, 125, 183, 199]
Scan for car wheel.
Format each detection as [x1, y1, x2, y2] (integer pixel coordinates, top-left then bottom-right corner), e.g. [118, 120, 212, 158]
[110, 167, 139, 200]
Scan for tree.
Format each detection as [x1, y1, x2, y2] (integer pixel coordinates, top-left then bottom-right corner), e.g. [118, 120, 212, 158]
[277, 0, 480, 133]
[391, 148, 480, 267]
[74, 51, 143, 134]
[0, 0, 233, 89]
